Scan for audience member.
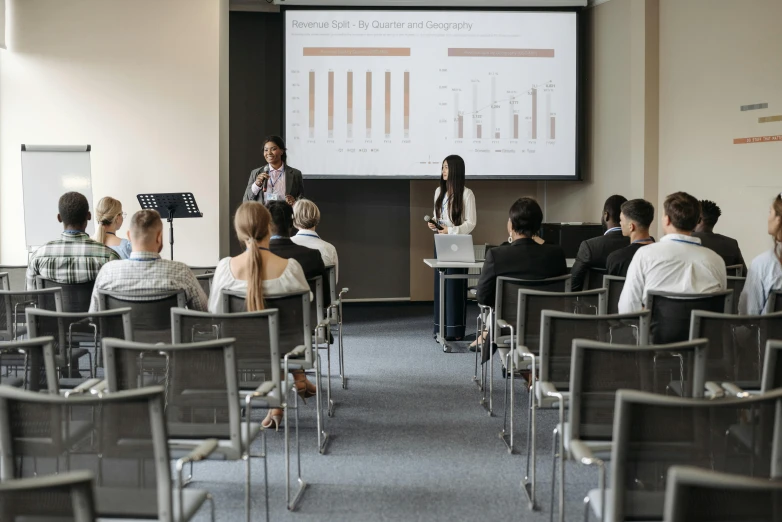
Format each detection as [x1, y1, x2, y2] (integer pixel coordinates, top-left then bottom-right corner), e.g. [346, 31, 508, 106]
[26, 192, 119, 290]
[474, 197, 567, 352]
[94, 196, 131, 259]
[606, 199, 655, 277]
[693, 199, 746, 272]
[618, 192, 727, 313]
[569, 194, 629, 290]
[209, 201, 313, 430]
[88, 210, 207, 312]
[291, 198, 339, 282]
[739, 194, 782, 315]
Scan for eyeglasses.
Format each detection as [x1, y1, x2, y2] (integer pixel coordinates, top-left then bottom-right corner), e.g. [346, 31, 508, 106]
[120, 212, 127, 218]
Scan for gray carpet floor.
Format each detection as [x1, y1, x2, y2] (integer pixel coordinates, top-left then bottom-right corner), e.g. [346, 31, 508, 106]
[189, 303, 600, 522]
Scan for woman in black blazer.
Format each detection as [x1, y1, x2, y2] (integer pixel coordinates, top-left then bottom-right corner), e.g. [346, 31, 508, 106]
[243, 135, 304, 205]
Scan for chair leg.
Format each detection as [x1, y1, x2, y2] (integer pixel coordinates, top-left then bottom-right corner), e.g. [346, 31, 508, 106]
[262, 425, 269, 522]
[315, 354, 329, 455]
[207, 492, 215, 522]
[583, 496, 591, 522]
[286, 387, 307, 511]
[326, 335, 334, 417]
[550, 427, 558, 522]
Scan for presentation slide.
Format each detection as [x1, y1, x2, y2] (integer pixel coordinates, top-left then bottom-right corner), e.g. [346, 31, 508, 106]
[285, 10, 578, 179]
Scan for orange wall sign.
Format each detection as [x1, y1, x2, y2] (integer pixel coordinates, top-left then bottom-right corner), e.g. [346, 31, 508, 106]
[733, 135, 782, 144]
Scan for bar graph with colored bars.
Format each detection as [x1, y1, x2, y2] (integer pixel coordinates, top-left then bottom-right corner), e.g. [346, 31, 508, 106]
[307, 69, 411, 140]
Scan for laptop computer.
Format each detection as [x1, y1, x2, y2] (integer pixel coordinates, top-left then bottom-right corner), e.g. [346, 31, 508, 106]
[434, 234, 476, 263]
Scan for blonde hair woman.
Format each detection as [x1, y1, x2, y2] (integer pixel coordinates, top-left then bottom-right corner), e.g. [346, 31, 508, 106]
[209, 201, 313, 429]
[291, 198, 339, 282]
[94, 196, 131, 259]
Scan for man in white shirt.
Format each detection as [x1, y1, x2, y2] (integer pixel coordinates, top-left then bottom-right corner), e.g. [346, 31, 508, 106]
[291, 199, 339, 282]
[618, 191, 727, 314]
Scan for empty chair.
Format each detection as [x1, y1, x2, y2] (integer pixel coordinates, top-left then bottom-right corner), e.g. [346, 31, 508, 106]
[35, 277, 94, 313]
[0, 337, 60, 392]
[26, 308, 132, 382]
[195, 272, 214, 298]
[0, 265, 27, 291]
[725, 276, 746, 314]
[103, 337, 264, 521]
[0, 470, 97, 522]
[500, 288, 605, 453]
[519, 309, 649, 510]
[601, 275, 625, 315]
[552, 338, 707, 522]
[689, 310, 782, 392]
[664, 466, 782, 522]
[0, 288, 62, 341]
[765, 290, 782, 314]
[584, 388, 782, 522]
[0, 385, 214, 522]
[96, 289, 185, 344]
[646, 289, 732, 344]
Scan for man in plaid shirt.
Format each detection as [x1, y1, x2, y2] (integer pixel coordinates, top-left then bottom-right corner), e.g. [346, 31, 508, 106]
[26, 192, 120, 290]
[88, 209, 208, 312]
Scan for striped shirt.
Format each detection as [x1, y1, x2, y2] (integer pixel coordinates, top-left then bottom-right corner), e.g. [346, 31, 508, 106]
[88, 251, 208, 313]
[26, 231, 120, 290]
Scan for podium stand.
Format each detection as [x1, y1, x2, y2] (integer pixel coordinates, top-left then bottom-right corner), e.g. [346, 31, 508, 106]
[137, 193, 203, 260]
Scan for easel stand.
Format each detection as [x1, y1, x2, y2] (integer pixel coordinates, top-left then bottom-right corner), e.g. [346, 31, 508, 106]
[137, 193, 203, 260]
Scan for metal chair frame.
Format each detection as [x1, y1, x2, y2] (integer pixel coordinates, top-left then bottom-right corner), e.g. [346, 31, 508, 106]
[0, 288, 63, 342]
[0, 469, 97, 522]
[325, 265, 349, 390]
[35, 277, 95, 314]
[0, 273, 8, 291]
[0, 336, 60, 393]
[725, 264, 744, 277]
[761, 340, 782, 392]
[600, 275, 625, 315]
[0, 265, 27, 291]
[646, 289, 733, 345]
[764, 290, 782, 314]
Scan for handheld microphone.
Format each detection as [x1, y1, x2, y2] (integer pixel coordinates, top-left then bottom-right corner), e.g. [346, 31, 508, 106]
[261, 164, 271, 191]
[424, 215, 444, 231]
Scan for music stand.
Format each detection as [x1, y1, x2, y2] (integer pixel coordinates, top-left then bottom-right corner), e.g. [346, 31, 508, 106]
[136, 193, 203, 260]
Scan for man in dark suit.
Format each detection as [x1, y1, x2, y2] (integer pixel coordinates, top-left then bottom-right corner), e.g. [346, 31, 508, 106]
[693, 199, 746, 274]
[266, 201, 329, 304]
[476, 197, 568, 308]
[569, 195, 629, 291]
[606, 199, 656, 277]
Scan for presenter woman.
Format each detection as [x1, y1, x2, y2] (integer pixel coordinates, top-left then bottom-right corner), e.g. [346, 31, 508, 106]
[428, 155, 477, 341]
[243, 135, 304, 205]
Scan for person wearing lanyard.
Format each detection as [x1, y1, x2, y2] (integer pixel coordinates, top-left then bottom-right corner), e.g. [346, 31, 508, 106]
[606, 199, 656, 277]
[427, 154, 477, 341]
[243, 135, 304, 205]
[291, 198, 339, 282]
[618, 192, 727, 318]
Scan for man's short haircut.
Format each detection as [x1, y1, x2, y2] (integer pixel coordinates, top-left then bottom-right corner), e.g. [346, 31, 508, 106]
[509, 197, 543, 237]
[58, 192, 90, 227]
[620, 199, 655, 229]
[663, 192, 701, 232]
[603, 195, 628, 224]
[266, 201, 294, 237]
[129, 209, 163, 242]
[699, 200, 722, 227]
[293, 199, 321, 230]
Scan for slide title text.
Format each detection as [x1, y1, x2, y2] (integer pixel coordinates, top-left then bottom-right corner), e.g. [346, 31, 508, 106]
[292, 20, 473, 31]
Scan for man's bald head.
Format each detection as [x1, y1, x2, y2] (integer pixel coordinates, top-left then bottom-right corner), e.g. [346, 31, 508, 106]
[129, 209, 163, 252]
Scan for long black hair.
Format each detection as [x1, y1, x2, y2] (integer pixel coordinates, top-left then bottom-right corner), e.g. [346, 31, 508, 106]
[262, 135, 288, 164]
[435, 155, 466, 226]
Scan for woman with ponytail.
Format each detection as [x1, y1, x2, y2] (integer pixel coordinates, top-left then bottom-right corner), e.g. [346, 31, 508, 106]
[209, 201, 312, 429]
[739, 193, 782, 315]
[94, 196, 131, 259]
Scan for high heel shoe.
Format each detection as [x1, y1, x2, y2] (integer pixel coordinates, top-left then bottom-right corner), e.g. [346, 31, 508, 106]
[262, 409, 282, 431]
[294, 379, 317, 403]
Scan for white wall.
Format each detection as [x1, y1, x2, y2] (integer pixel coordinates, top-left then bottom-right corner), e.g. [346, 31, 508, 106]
[0, 0, 228, 265]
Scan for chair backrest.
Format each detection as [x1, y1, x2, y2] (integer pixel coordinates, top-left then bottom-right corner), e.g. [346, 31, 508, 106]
[568, 338, 707, 443]
[725, 276, 746, 314]
[0, 336, 60, 393]
[664, 465, 782, 522]
[601, 275, 626, 315]
[0, 288, 63, 341]
[171, 307, 281, 392]
[516, 288, 604, 354]
[325, 265, 338, 304]
[222, 289, 313, 364]
[35, 277, 95, 314]
[690, 310, 782, 389]
[761, 340, 782, 392]
[725, 264, 744, 277]
[0, 265, 27, 291]
[495, 275, 572, 338]
[539, 309, 650, 389]
[467, 245, 487, 289]
[647, 290, 732, 345]
[188, 266, 216, 276]
[103, 337, 241, 452]
[195, 273, 214, 298]
[26, 308, 133, 372]
[0, 273, 8, 291]
[765, 290, 782, 314]
[610, 388, 782, 521]
[97, 289, 185, 343]
[0, 385, 175, 522]
[308, 275, 325, 326]
[584, 267, 607, 291]
[0, 470, 96, 522]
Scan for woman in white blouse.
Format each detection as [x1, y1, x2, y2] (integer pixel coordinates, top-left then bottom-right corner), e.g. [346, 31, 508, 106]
[427, 154, 477, 341]
[739, 194, 782, 315]
[209, 201, 312, 430]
